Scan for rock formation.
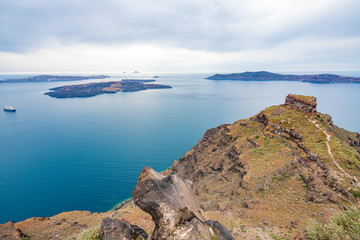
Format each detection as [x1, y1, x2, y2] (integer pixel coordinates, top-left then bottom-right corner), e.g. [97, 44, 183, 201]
[0, 221, 23, 240]
[171, 94, 360, 238]
[100, 217, 148, 240]
[132, 167, 234, 240]
[285, 94, 317, 115]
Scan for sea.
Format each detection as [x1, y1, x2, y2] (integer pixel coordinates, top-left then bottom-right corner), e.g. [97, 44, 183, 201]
[0, 71, 360, 224]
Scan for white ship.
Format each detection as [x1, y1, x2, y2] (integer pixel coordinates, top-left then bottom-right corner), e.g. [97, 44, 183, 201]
[3, 106, 16, 112]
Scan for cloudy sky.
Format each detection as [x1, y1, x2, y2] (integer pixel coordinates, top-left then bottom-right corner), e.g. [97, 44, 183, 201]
[0, 0, 359, 73]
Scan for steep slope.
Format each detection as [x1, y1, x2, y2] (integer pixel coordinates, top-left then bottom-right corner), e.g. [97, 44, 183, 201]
[172, 94, 360, 239]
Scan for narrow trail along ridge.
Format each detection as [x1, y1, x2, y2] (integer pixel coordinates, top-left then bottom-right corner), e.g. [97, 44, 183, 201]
[308, 118, 360, 188]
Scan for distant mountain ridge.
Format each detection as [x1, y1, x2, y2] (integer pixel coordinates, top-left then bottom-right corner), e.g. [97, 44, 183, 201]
[0, 75, 110, 83]
[206, 71, 360, 83]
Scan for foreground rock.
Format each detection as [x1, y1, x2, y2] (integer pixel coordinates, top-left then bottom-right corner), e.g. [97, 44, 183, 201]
[100, 217, 148, 240]
[132, 167, 234, 239]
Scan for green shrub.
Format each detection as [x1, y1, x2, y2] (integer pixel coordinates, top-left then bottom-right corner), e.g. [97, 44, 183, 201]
[307, 206, 360, 240]
[352, 191, 360, 198]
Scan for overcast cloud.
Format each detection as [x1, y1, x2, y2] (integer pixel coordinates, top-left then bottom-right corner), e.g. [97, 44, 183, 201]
[0, 0, 359, 72]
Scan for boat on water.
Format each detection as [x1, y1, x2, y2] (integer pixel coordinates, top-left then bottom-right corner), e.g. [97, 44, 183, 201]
[3, 106, 16, 112]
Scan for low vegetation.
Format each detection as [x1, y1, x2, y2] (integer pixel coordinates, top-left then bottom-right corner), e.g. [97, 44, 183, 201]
[78, 226, 101, 240]
[307, 206, 360, 240]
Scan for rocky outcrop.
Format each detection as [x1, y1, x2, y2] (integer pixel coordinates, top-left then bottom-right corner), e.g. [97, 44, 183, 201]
[0, 221, 24, 240]
[204, 220, 235, 240]
[285, 94, 317, 114]
[318, 112, 360, 154]
[132, 167, 234, 239]
[100, 217, 148, 240]
[254, 108, 354, 203]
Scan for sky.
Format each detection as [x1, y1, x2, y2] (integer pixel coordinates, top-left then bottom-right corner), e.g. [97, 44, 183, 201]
[0, 0, 359, 73]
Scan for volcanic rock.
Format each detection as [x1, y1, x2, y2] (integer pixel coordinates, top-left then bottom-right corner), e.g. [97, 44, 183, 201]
[132, 167, 234, 239]
[0, 221, 23, 240]
[285, 94, 317, 115]
[100, 217, 147, 240]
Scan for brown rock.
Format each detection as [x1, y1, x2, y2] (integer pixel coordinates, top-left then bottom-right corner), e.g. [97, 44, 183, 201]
[132, 167, 205, 238]
[132, 167, 234, 239]
[100, 217, 147, 240]
[285, 94, 317, 115]
[0, 221, 23, 240]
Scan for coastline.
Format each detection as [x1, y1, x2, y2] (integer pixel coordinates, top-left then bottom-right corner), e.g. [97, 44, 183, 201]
[112, 198, 133, 211]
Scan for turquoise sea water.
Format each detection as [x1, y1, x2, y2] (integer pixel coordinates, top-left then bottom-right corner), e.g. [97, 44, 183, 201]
[0, 72, 360, 223]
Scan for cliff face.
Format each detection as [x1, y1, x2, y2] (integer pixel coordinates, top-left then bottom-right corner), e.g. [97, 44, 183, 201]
[172, 94, 360, 238]
[1, 94, 359, 240]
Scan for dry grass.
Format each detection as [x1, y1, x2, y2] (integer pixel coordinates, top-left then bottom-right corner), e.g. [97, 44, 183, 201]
[307, 206, 360, 240]
[78, 226, 101, 240]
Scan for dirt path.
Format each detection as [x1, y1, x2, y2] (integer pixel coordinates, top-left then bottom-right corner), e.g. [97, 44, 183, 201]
[308, 119, 360, 188]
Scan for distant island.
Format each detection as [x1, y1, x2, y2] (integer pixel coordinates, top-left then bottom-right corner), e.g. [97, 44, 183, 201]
[121, 79, 156, 83]
[206, 71, 360, 83]
[45, 79, 171, 98]
[0, 75, 110, 83]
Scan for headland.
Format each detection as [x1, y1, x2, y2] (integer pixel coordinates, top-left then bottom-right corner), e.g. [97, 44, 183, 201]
[206, 71, 360, 83]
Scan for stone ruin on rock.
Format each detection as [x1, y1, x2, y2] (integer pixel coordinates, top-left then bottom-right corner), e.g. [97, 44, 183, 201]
[285, 94, 317, 115]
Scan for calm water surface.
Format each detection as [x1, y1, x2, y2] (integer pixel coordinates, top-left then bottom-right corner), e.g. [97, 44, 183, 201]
[0, 72, 359, 223]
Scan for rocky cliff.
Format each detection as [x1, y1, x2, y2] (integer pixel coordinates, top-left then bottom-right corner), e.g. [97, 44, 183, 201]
[171, 94, 360, 238]
[1, 94, 359, 240]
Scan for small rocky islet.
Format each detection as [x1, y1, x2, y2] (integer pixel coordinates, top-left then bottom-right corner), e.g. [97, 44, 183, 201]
[1, 94, 359, 239]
